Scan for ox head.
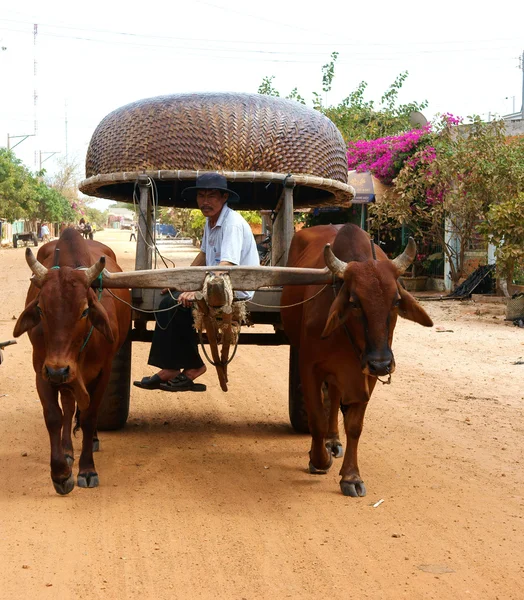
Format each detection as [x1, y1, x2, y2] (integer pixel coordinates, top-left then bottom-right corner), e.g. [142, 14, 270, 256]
[322, 238, 433, 378]
[13, 249, 114, 385]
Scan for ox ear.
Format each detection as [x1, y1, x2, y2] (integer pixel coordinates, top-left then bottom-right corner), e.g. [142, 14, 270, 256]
[397, 283, 433, 327]
[13, 297, 41, 337]
[321, 285, 352, 338]
[87, 289, 115, 344]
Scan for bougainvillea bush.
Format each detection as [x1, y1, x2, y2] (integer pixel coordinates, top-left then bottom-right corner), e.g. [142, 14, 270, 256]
[347, 124, 433, 185]
[362, 115, 524, 287]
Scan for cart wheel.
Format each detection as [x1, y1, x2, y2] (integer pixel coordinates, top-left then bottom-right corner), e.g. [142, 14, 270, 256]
[12, 234, 18, 249]
[97, 331, 131, 430]
[32, 234, 38, 247]
[288, 346, 309, 433]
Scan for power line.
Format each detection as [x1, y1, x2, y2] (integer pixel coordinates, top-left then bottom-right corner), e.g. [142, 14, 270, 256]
[0, 16, 522, 50]
[0, 25, 518, 64]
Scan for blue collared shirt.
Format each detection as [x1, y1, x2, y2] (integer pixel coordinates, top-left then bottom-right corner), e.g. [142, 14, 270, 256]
[201, 204, 260, 300]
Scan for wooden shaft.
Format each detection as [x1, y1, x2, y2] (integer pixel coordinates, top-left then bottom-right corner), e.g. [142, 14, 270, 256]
[271, 185, 294, 267]
[133, 177, 153, 306]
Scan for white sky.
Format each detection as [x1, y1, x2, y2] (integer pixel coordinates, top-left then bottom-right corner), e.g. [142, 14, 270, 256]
[1, 0, 523, 210]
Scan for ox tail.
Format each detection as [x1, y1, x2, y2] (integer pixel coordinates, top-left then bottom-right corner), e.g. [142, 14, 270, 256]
[73, 407, 81, 436]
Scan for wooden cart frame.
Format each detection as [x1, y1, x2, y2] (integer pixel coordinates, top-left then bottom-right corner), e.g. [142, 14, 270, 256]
[96, 172, 350, 431]
[78, 93, 354, 431]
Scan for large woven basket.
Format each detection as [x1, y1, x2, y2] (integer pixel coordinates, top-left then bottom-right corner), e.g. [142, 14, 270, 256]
[79, 93, 354, 209]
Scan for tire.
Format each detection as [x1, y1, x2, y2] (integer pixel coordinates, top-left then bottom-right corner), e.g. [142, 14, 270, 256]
[32, 234, 38, 247]
[97, 331, 132, 430]
[13, 234, 18, 249]
[288, 346, 309, 433]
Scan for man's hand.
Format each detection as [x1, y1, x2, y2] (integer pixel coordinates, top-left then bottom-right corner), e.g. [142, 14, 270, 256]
[178, 291, 196, 307]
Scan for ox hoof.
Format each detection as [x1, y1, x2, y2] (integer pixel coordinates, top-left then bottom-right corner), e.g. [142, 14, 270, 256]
[308, 452, 333, 475]
[53, 474, 75, 496]
[77, 472, 99, 488]
[92, 440, 100, 452]
[65, 454, 74, 467]
[326, 440, 344, 458]
[340, 480, 367, 497]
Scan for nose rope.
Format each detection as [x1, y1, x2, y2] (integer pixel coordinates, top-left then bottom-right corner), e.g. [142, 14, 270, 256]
[79, 273, 104, 354]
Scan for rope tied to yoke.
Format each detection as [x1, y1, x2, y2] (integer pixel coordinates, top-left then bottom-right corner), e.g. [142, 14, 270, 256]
[192, 274, 249, 366]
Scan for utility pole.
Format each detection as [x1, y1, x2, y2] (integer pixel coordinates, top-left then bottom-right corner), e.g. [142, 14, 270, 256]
[64, 101, 69, 162]
[7, 133, 35, 151]
[33, 23, 38, 168]
[39, 151, 59, 172]
[521, 50, 524, 120]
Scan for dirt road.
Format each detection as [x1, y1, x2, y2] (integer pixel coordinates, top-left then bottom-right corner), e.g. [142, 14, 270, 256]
[1, 229, 523, 600]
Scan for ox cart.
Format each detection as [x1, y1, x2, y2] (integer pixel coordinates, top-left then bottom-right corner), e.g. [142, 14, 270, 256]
[13, 231, 39, 248]
[79, 92, 355, 431]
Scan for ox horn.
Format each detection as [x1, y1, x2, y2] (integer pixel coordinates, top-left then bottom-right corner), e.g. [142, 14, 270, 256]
[25, 248, 48, 281]
[392, 237, 417, 274]
[324, 244, 347, 279]
[85, 257, 106, 286]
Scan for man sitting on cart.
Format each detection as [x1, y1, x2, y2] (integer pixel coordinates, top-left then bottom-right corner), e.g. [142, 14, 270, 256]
[134, 172, 259, 392]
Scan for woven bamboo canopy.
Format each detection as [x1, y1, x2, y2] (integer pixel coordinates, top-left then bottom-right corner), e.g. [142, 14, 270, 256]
[79, 93, 354, 210]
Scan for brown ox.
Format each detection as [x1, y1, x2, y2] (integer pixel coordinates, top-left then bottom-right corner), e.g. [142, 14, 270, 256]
[13, 228, 131, 495]
[281, 224, 433, 497]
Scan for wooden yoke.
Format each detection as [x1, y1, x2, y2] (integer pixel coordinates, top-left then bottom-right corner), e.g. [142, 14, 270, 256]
[194, 274, 236, 392]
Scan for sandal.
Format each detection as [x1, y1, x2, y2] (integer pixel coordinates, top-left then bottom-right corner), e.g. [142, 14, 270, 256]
[133, 374, 165, 390]
[159, 373, 207, 392]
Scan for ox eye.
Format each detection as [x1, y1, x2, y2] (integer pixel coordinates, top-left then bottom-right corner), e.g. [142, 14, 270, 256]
[80, 308, 90, 318]
[348, 299, 360, 310]
[36, 305, 43, 315]
[393, 298, 401, 308]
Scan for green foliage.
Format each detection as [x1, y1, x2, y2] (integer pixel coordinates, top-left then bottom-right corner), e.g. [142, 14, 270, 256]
[0, 148, 74, 224]
[0, 148, 37, 221]
[479, 193, 524, 284]
[238, 210, 261, 225]
[258, 76, 280, 97]
[33, 181, 76, 223]
[371, 116, 524, 285]
[189, 209, 206, 241]
[322, 52, 338, 93]
[85, 206, 108, 230]
[259, 55, 428, 142]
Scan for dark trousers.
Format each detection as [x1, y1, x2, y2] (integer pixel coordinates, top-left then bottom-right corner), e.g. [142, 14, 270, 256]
[147, 294, 205, 370]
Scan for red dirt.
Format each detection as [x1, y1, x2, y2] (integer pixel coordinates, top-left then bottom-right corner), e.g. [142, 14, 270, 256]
[1, 228, 523, 599]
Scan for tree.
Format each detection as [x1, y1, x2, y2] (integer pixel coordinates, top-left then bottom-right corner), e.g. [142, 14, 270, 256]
[0, 149, 37, 221]
[479, 194, 524, 291]
[47, 155, 81, 205]
[259, 54, 428, 142]
[31, 181, 76, 223]
[370, 116, 524, 286]
[0, 148, 74, 224]
[85, 206, 108, 230]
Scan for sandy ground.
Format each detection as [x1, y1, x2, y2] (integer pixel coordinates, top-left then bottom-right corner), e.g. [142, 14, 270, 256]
[0, 228, 523, 600]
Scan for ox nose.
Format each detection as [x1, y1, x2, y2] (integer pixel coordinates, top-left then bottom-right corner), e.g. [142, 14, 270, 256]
[367, 359, 393, 377]
[45, 365, 70, 384]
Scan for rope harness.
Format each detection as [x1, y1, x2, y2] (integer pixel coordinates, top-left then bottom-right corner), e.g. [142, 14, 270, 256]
[192, 274, 246, 368]
[79, 273, 103, 354]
